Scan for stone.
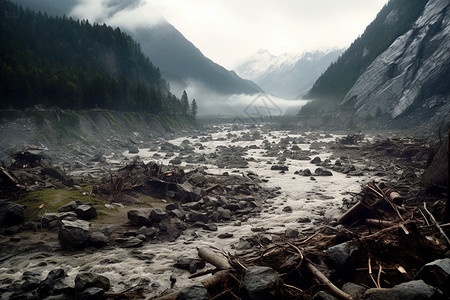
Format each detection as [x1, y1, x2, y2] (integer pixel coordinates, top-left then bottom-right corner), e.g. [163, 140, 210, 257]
[127, 210, 150, 226]
[282, 206, 293, 213]
[188, 210, 209, 223]
[315, 168, 333, 176]
[203, 223, 218, 231]
[218, 232, 233, 239]
[342, 282, 367, 299]
[417, 258, 450, 293]
[311, 157, 322, 164]
[325, 241, 361, 270]
[284, 228, 299, 238]
[170, 158, 182, 165]
[117, 237, 144, 248]
[89, 231, 109, 247]
[0, 202, 25, 227]
[312, 291, 337, 300]
[217, 207, 231, 220]
[165, 203, 180, 211]
[78, 287, 105, 299]
[240, 266, 282, 300]
[175, 257, 206, 274]
[270, 165, 289, 171]
[177, 285, 210, 300]
[150, 209, 168, 223]
[128, 146, 139, 154]
[188, 172, 208, 187]
[75, 205, 97, 220]
[37, 269, 66, 297]
[297, 217, 311, 223]
[137, 226, 158, 238]
[302, 169, 312, 176]
[58, 201, 78, 212]
[363, 280, 442, 300]
[75, 273, 110, 291]
[58, 220, 90, 249]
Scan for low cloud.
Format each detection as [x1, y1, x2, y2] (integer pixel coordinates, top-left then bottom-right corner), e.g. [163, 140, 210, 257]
[174, 79, 309, 117]
[70, 0, 165, 31]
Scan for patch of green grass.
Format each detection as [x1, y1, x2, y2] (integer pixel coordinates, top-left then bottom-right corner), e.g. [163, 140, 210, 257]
[18, 188, 103, 221]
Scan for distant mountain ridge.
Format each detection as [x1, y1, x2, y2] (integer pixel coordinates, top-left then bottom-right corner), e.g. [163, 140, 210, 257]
[133, 22, 263, 96]
[236, 49, 342, 99]
[304, 0, 429, 103]
[10, 0, 262, 97]
[300, 0, 449, 131]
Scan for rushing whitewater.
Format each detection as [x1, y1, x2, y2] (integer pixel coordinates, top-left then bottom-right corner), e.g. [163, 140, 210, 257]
[0, 125, 377, 299]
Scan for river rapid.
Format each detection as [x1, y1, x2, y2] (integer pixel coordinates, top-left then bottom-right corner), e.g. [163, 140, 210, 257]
[0, 125, 380, 299]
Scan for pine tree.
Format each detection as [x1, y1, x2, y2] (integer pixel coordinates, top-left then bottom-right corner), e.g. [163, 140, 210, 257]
[181, 90, 189, 115]
[191, 99, 198, 119]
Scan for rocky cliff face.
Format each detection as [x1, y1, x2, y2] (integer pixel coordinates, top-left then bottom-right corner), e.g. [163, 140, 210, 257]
[341, 0, 449, 122]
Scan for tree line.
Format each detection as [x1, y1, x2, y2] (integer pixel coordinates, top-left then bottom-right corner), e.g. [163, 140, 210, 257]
[0, 0, 198, 117]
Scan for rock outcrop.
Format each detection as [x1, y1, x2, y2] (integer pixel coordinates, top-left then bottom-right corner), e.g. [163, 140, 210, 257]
[342, 0, 450, 122]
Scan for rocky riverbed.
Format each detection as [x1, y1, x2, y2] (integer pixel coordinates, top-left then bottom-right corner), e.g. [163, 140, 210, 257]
[0, 123, 448, 299]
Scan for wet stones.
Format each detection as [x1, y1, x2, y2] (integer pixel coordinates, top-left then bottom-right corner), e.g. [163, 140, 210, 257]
[314, 168, 333, 176]
[177, 285, 210, 300]
[240, 266, 282, 300]
[75, 205, 97, 220]
[75, 273, 110, 292]
[311, 157, 322, 164]
[175, 257, 206, 274]
[270, 165, 289, 171]
[363, 280, 442, 300]
[417, 258, 450, 293]
[325, 240, 361, 271]
[150, 208, 168, 223]
[127, 210, 151, 226]
[37, 268, 67, 297]
[58, 219, 90, 249]
[0, 202, 25, 227]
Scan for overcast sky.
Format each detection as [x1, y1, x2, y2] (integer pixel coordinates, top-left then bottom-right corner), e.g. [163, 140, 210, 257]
[71, 0, 389, 69]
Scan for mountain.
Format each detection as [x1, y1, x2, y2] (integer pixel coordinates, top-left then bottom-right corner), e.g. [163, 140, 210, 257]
[0, 0, 180, 114]
[236, 49, 342, 99]
[10, 0, 262, 97]
[341, 0, 449, 121]
[303, 0, 429, 105]
[132, 22, 262, 96]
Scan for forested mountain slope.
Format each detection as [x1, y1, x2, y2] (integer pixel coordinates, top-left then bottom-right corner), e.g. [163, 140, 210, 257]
[303, 0, 428, 108]
[0, 0, 184, 114]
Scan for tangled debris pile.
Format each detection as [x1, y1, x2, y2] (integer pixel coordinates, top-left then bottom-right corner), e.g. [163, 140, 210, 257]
[0, 149, 74, 198]
[156, 180, 449, 300]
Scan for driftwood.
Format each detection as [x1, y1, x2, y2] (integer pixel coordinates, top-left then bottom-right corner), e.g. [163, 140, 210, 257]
[423, 202, 450, 245]
[198, 247, 232, 270]
[306, 261, 353, 300]
[338, 201, 370, 225]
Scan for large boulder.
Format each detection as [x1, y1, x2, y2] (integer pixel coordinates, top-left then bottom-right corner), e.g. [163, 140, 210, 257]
[325, 241, 361, 271]
[75, 273, 110, 291]
[127, 210, 151, 226]
[36, 268, 66, 297]
[150, 209, 168, 223]
[58, 219, 90, 249]
[363, 280, 442, 300]
[75, 205, 97, 220]
[423, 136, 448, 191]
[417, 258, 450, 293]
[0, 202, 25, 226]
[240, 266, 282, 300]
[176, 285, 210, 300]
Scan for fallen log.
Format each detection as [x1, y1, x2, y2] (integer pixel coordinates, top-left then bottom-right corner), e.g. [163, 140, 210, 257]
[306, 261, 353, 300]
[198, 247, 232, 270]
[338, 202, 370, 225]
